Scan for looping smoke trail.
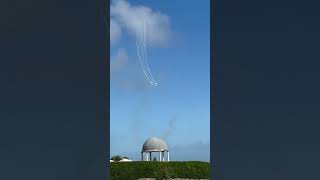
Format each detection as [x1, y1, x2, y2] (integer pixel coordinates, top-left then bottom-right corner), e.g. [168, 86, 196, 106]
[135, 18, 158, 86]
[143, 19, 158, 86]
[136, 41, 152, 84]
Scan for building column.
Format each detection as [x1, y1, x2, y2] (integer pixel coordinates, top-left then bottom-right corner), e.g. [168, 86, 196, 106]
[159, 151, 162, 162]
[161, 152, 163, 162]
[141, 152, 143, 161]
[163, 152, 165, 161]
[168, 152, 170, 162]
[149, 152, 152, 161]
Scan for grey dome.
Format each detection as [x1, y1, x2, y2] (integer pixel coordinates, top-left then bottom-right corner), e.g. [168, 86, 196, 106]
[142, 137, 168, 152]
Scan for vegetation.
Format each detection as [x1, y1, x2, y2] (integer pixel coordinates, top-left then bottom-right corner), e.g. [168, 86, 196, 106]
[110, 161, 210, 180]
[111, 155, 122, 162]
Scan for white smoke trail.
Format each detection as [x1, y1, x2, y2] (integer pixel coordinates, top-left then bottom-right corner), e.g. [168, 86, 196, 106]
[136, 40, 152, 84]
[142, 19, 157, 86]
[135, 18, 158, 86]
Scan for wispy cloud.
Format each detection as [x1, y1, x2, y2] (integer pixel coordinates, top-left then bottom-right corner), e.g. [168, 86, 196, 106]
[110, 48, 128, 74]
[110, 18, 122, 46]
[110, 48, 149, 91]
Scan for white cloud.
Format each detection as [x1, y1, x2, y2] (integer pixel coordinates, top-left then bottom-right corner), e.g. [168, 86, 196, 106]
[111, 0, 171, 47]
[110, 48, 128, 74]
[110, 48, 150, 91]
[110, 18, 122, 46]
[110, 0, 171, 90]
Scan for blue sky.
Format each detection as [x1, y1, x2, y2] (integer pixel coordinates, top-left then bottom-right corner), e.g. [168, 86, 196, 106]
[110, 0, 210, 161]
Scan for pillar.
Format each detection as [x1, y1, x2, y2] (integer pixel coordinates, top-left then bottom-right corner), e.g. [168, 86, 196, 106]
[149, 152, 152, 161]
[159, 151, 162, 162]
[168, 152, 170, 162]
[163, 152, 165, 161]
[141, 152, 143, 161]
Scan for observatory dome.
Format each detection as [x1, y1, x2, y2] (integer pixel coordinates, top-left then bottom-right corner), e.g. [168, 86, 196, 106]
[142, 137, 168, 152]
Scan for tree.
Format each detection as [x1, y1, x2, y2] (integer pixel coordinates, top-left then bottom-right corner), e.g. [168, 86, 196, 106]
[111, 155, 122, 162]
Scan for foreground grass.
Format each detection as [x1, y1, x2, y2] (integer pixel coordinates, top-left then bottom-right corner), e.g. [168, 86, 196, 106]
[110, 161, 210, 180]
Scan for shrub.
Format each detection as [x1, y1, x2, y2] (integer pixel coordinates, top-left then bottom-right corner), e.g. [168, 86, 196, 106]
[110, 161, 210, 180]
[111, 155, 122, 162]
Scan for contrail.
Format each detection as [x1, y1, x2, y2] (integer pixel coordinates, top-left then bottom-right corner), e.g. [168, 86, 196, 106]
[135, 18, 158, 86]
[136, 40, 152, 84]
[143, 19, 158, 86]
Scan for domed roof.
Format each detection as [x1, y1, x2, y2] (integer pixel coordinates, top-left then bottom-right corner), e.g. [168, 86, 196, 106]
[142, 137, 168, 152]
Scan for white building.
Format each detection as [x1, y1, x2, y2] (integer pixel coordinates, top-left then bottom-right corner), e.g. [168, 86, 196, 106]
[119, 157, 133, 162]
[141, 137, 170, 162]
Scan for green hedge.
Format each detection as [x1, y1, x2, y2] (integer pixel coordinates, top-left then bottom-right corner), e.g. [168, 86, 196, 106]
[110, 161, 210, 180]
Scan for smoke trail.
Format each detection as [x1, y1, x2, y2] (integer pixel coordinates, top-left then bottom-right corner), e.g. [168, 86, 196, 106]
[130, 95, 150, 144]
[143, 19, 158, 86]
[162, 117, 177, 140]
[131, 101, 145, 144]
[135, 18, 158, 86]
[136, 40, 152, 84]
[136, 24, 150, 85]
